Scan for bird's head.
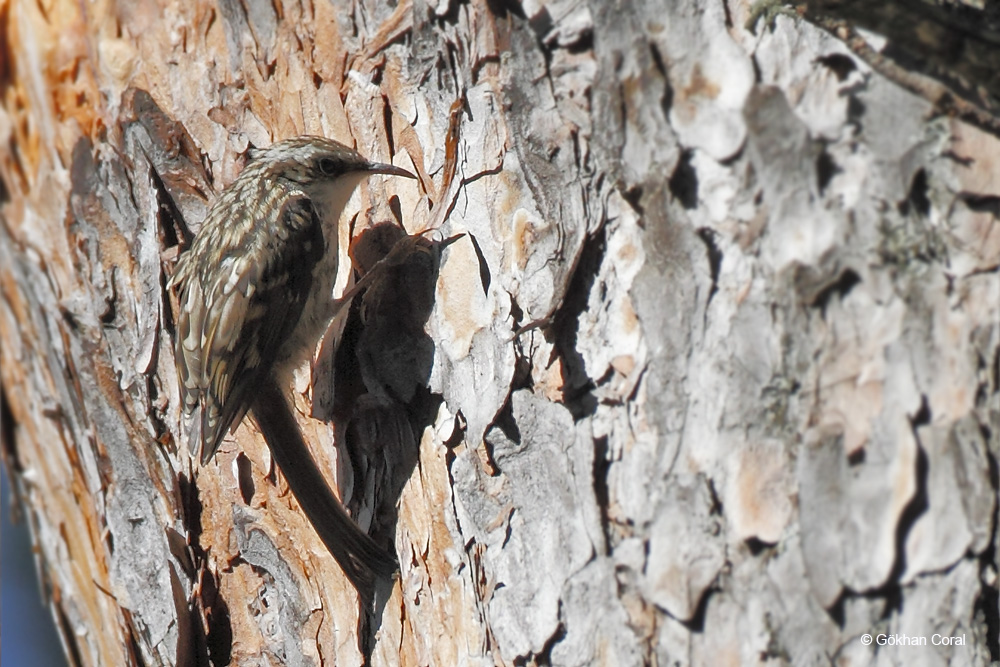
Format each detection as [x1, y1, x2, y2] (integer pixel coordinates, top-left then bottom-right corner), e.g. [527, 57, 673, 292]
[254, 135, 414, 184]
[252, 135, 415, 221]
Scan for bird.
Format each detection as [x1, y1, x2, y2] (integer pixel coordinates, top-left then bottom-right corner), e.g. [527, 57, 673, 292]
[170, 135, 415, 591]
[171, 135, 415, 465]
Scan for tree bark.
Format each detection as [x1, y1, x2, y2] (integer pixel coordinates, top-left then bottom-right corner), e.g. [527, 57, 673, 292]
[1, 0, 998, 665]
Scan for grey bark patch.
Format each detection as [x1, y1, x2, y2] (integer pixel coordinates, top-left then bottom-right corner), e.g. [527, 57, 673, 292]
[643, 473, 725, 622]
[552, 557, 643, 667]
[232, 507, 314, 667]
[478, 391, 597, 657]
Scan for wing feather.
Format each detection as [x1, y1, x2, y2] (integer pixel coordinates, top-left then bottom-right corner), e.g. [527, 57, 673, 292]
[173, 194, 325, 463]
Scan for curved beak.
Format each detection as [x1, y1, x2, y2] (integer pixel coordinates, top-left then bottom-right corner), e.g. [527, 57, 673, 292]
[364, 161, 416, 179]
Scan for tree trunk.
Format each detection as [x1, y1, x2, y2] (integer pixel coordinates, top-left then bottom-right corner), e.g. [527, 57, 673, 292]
[1, 0, 998, 665]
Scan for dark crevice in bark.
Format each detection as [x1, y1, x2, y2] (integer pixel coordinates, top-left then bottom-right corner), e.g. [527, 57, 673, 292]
[706, 477, 724, 517]
[0, 1, 11, 96]
[511, 338, 534, 392]
[105, 525, 115, 556]
[165, 527, 194, 579]
[817, 53, 857, 82]
[745, 537, 775, 556]
[622, 184, 644, 215]
[382, 95, 395, 156]
[198, 567, 233, 667]
[500, 510, 514, 550]
[442, 409, 467, 449]
[669, 149, 698, 209]
[886, 395, 932, 584]
[59, 304, 82, 334]
[98, 268, 120, 327]
[680, 585, 716, 633]
[978, 457, 1000, 659]
[961, 193, 1000, 217]
[508, 291, 524, 329]
[749, 49, 763, 85]
[483, 0, 526, 20]
[235, 452, 255, 505]
[0, 384, 21, 476]
[992, 343, 1000, 396]
[592, 435, 611, 553]
[978, 563, 1000, 661]
[815, 147, 840, 196]
[147, 156, 192, 248]
[826, 590, 847, 628]
[55, 603, 85, 667]
[846, 94, 867, 131]
[565, 29, 594, 54]
[810, 269, 861, 317]
[898, 168, 931, 217]
[125, 619, 149, 667]
[820, 397, 935, 632]
[0, 159, 9, 204]
[468, 232, 492, 295]
[551, 222, 608, 421]
[434, 0, 466, 27]
[649, 41, 673, 120]
[490, 396, 522, 448]
[177, 473, 203, 555]
[696, 227, 722, 310]
[911, 394, 932, 428]
[145, 370, 171, 445]
[847, 447, 866, 466]
[528, 619, 566, 666]
[175, 470, 231, 665]
[832, 583, 904, 627]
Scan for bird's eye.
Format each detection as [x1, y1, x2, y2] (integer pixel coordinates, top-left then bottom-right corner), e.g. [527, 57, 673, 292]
[318, 158, 339, 175]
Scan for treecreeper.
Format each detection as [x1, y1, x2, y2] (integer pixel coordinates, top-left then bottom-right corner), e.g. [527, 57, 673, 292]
[169, 135, 415, 597]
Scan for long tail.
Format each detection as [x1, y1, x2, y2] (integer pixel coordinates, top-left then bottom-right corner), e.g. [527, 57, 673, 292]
[251, 376, 398, 598]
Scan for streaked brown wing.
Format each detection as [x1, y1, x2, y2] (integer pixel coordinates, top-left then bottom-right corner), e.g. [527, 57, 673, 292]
[174, 194, 324, 463]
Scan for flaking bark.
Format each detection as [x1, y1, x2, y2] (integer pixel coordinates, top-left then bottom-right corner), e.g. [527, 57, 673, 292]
[1, 0, 998, 665]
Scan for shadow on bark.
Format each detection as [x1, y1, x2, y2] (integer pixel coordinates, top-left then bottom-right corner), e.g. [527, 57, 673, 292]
[330, 223, 452, 659]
